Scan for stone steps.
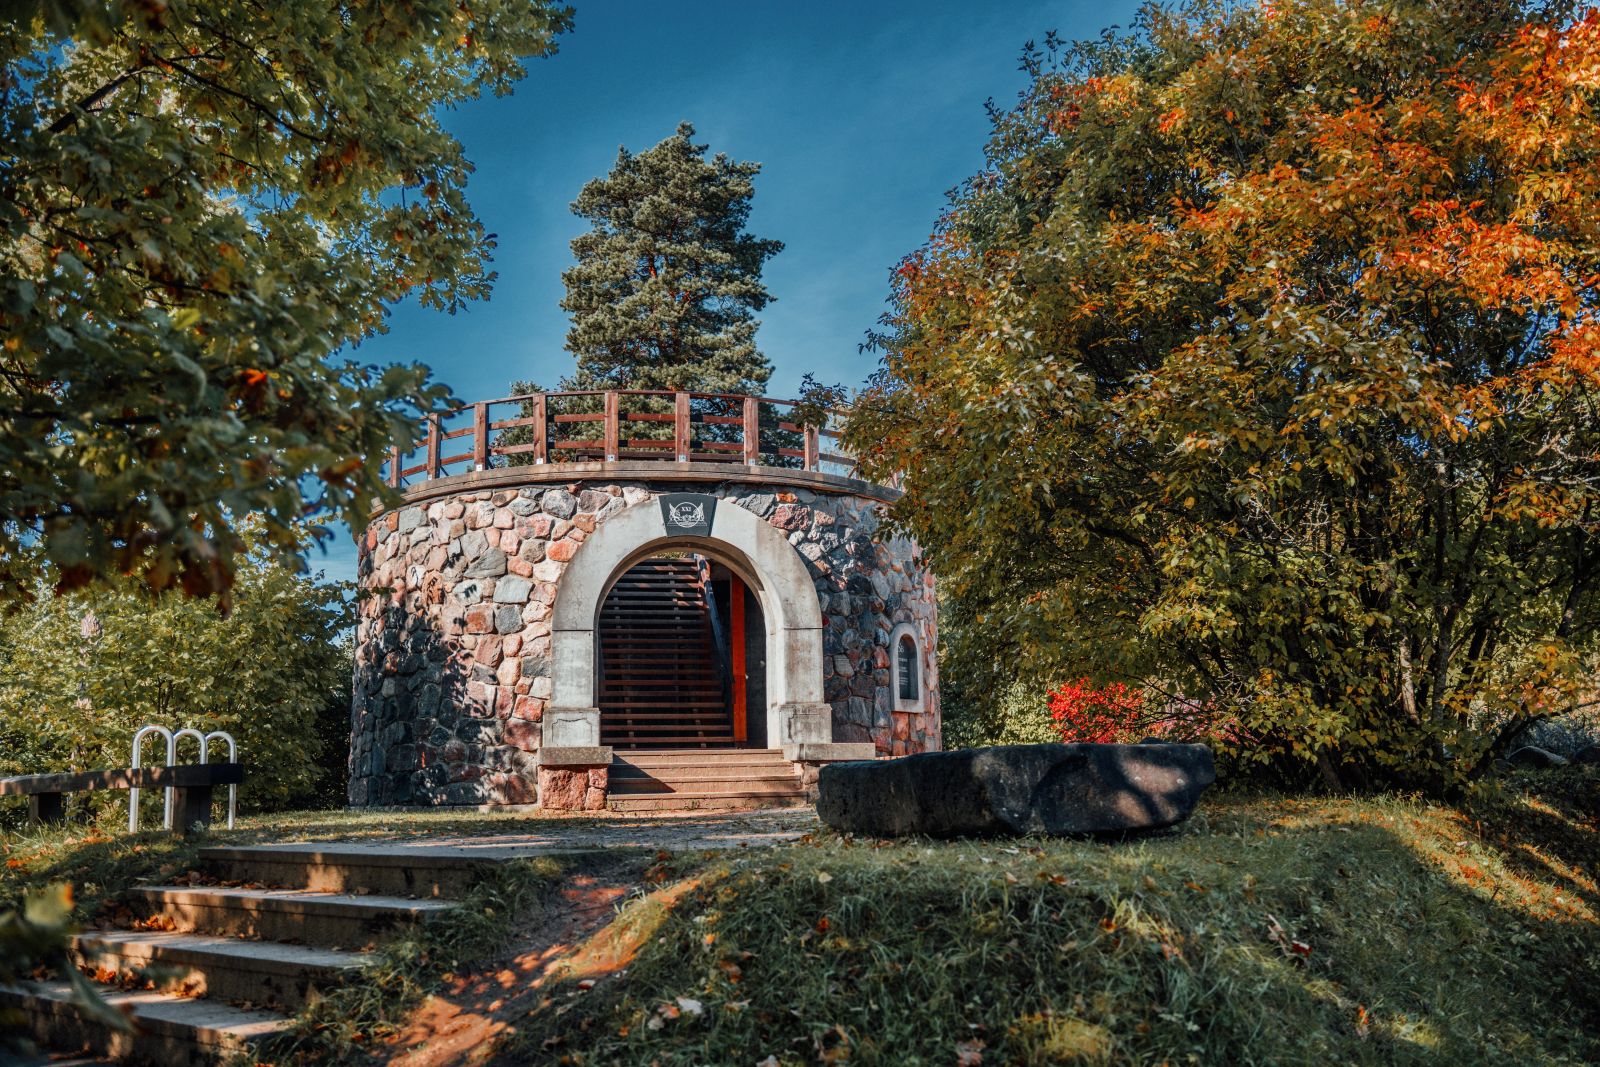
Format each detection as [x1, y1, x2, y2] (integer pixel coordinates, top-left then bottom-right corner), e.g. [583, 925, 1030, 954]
[0, 980, 291, 1067]
[609, 775, 804, 795]
[616, 748, 791, 767]
[607, 791, 810, 813]
[124, 884, 453, 944]
[608, 747, 805, 811]
[193, 843, 497, 896]
[73, 929, 372, 1011]
[4, 844, 488, 1065]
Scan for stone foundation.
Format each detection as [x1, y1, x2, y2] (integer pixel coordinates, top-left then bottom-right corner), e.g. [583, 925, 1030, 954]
[536, 764, 608, 811]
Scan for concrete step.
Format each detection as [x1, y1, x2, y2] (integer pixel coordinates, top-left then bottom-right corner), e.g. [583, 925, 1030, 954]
[607, 792, 812, 813]
[610, 765, 797, 781]
[0, 979, 289, 1067]
[126, 885, 452, 946]
[616, 749, 789, 767]
[609, 776, 805, 797]
[196, 843, 497, 896]
[73, 929, 371, 1011]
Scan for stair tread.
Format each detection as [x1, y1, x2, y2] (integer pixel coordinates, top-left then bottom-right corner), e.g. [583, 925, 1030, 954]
[611, 777, 800, 783]
[608, 740, 740, 746]
[2, 978, 291, 1044]
[611, 786, 805, 797]
[75, 929, 374, 971]
[615, 753, 781, 762]
[610, 789, 805, 799]
[607, 797, 810, 811]
[131, 885, 455, 917]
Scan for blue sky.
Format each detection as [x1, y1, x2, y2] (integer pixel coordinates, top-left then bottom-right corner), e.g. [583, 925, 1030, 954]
[315, 0, 1143, 583]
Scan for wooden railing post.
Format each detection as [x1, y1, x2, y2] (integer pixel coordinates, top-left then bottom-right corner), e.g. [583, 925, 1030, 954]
[473, 402, 489, 470]
[388, 446, 401, 488]
[603, 390, 619, 462]
[804, 425, 820, 472]
[743, 396, 760, 465]
[674, 391, 691, 462]
[425, 414, 440, 478]
[532, 394, 547, 464]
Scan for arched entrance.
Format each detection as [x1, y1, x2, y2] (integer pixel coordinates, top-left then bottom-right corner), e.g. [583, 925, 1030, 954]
[543, 495, 832, 753]
[597, 551, 768, 748]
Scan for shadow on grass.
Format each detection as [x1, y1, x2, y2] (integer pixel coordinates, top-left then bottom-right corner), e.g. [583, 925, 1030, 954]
[492, 791, 1600, 1067]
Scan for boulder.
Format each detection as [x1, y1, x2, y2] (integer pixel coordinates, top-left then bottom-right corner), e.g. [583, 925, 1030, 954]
[817, 743, 1215, 838]
[1506, 745, 1569, 768]
[1573, 744, 1600, 766]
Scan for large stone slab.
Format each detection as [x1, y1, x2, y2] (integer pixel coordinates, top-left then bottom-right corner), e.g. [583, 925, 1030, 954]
[816, 743, 1215, 837]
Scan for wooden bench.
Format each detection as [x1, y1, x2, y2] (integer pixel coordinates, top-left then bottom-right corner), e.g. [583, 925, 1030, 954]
[0, 763, 245, 834]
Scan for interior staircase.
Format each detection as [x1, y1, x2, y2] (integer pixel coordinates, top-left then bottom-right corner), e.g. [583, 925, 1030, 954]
[1, 845, 492, 1065]
[599, 556, 733, 748]
[607, 749, 808, 812]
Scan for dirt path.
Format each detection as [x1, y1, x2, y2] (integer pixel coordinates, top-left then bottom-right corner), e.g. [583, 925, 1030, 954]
[368, 812, 812, 1066]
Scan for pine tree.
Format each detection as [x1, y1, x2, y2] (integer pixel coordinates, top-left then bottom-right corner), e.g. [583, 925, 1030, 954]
[558, 122, 783, 394]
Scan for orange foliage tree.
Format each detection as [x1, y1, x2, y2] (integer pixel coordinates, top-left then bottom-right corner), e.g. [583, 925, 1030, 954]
[847, 0, 1600, 790]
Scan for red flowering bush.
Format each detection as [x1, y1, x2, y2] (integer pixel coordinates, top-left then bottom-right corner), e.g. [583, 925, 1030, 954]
[1046, 679, 1154, 744]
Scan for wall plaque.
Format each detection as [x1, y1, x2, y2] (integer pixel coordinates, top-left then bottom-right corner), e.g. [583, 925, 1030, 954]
[659, 493, 716, 537]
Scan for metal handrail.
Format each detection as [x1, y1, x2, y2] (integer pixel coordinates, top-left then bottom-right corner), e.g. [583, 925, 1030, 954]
[130, 724, 239, 832]
[129, 724, 175, 832]
[204, 731, 238, 829]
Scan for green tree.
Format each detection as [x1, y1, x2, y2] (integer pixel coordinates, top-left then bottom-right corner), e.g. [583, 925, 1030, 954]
[496, 123, 783, 460]
[0, 0, 572, 603]
[0, 526, 353, 823]
[560, 121, 783, 394]
[849, 1, 1600, 792]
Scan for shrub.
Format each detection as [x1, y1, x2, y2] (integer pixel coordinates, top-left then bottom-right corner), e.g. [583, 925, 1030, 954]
[0, 529, 352, 827]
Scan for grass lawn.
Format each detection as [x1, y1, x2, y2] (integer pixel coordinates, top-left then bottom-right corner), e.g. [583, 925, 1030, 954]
[507, 775, 1600, 1066]
[4, 772, 1597, 1065]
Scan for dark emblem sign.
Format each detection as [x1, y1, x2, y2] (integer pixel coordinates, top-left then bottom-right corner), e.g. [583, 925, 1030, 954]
[659, 493, 716, 537]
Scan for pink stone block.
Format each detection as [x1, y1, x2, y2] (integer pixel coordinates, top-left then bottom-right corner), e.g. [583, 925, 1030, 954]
[478, 635, 503, 669]
[465, 604, 495, 634]
[771, 504, 811, 531]
[537, 766, 586, 810]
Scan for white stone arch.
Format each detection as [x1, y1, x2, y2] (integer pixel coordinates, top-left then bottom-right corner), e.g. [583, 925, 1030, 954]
[543, 495, 833, 752]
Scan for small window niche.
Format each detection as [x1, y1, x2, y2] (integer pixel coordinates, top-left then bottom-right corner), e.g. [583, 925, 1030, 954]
[891, 623, 924, 712]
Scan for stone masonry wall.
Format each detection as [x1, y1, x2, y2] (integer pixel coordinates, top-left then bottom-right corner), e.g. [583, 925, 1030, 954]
[350, 480, 939, 807]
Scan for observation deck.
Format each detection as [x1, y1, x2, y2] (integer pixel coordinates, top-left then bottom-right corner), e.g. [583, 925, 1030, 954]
[377, 389, 894, 507]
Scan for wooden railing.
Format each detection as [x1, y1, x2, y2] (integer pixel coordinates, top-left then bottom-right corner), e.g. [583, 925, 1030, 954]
[382, 390, 862, 489]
